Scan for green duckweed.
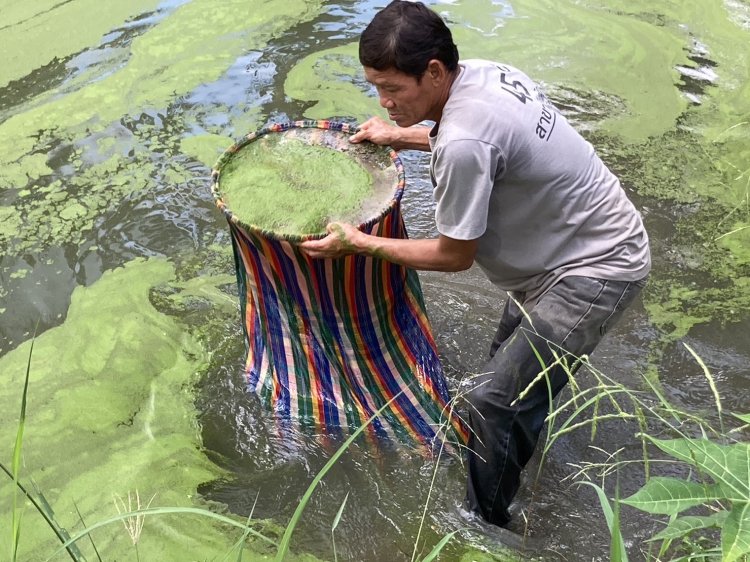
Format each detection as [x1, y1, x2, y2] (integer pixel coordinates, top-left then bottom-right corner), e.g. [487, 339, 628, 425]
[219, 134, 395, 235]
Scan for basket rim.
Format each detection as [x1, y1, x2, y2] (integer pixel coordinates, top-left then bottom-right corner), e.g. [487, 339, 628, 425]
[210, 118, 406, 242]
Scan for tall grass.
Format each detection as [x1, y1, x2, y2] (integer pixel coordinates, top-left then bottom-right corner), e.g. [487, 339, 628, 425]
[9, 334, 32, 562]
[3, 334, 84, 562]
[528, 331, 750, 561]
[9, 334, 32, 561]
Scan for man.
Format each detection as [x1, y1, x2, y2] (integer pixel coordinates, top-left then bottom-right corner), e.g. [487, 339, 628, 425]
[300, 0, 650, 528]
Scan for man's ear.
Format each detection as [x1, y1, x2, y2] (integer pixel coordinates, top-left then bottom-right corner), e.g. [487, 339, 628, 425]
[426, 59, 448, 84]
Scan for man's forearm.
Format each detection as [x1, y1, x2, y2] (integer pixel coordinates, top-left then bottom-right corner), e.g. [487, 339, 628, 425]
[391, 125, 432, 152]
[352, 231, 474, 272]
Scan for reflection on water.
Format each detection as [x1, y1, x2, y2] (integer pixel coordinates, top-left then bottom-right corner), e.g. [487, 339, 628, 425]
[0, 0, 748, 560]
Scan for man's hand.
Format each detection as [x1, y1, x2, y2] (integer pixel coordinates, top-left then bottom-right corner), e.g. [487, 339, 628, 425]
[349, 117, 431, 152]
[349, 117, 397, 146]
[298, 222, 364, 259]
[300, 223, 478, 272]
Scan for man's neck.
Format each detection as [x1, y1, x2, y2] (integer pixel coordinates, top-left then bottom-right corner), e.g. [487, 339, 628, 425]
[431, 66, 460, 124]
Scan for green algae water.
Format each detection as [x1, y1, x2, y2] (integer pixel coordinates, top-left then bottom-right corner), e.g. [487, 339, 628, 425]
[218, 129, 396, 235]
[1, 0, 749, 560]
[0, 258, 315, 560]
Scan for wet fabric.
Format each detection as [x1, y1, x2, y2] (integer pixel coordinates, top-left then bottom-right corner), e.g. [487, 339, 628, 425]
[464, 275, 647, 525]
[212, 120, 467, 447]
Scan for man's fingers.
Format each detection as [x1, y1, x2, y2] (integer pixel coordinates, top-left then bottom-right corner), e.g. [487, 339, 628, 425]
[327, 222, 344, 234]
[299, 231, 335, 254]
[298, 242, 325, 259]
[349, 129, 368, 144]
[350, 117, 382, 143]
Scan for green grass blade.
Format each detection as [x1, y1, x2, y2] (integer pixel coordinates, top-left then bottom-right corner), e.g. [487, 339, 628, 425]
[640, 373, 685, 426]
[47, 506, 276, 561]
[578, 482, 628, 562]
[411, 417, 454, 562]
[683, 343, 724, 436]
[11, 513, 22, 562]
[32, 479, 86, 560]
[222, 513, 254, 562]
[332, 491, 349, 533]
[72, 501, 101, 562]
[610, 490, 626, 562]
[4, 331, 81, 562]
[419, 531, 457, 562]
[331, 492, 349, 562]
[11, 334, 34, 562]
[228, 493, 260, 562]
[275, 393, 402, 562]
[0, 462, 81, 561]
[579, 482, 615, 529]
[12, 336, 33, 475]
[668, 550, 724, 561]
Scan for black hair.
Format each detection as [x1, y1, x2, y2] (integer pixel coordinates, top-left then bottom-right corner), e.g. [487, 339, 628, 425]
[359, 1, 459, 79]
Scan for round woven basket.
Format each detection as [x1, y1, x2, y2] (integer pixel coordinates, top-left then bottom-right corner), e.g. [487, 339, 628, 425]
[210, 119, 405, 243]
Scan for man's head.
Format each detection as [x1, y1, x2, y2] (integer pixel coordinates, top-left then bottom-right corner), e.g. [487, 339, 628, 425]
[359, 1, 459, 127]
[359, 0, 459, 79]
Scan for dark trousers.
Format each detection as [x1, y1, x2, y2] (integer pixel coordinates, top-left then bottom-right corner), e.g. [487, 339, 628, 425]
[464, 275, 647, 527]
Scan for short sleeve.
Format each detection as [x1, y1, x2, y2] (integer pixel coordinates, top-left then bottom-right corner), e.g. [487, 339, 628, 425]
[431, 139, 503, 240]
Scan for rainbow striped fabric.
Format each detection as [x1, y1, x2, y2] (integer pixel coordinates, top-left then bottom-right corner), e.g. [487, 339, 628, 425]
[212, 120, 467, 447]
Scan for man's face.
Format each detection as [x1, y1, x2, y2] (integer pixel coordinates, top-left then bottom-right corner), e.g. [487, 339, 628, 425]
[364, 66, 435, 127]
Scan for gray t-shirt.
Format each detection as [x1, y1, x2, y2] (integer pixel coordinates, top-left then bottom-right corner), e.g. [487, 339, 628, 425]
[428, 59, 651, 304]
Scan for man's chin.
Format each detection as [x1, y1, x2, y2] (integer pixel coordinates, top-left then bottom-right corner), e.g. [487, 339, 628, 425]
[390, 115, 416, 127]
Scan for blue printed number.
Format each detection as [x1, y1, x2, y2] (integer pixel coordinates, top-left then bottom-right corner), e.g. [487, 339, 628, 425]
[500, 73, 530, 104]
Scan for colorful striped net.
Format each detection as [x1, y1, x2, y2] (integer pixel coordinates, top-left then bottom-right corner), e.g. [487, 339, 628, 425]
[211, 120, 467, 447]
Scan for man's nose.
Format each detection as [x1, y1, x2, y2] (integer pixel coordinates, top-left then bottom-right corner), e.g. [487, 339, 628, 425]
[379, 95, 395, 109]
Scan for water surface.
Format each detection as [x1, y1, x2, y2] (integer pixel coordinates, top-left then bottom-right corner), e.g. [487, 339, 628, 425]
[1, 0, 748, 560]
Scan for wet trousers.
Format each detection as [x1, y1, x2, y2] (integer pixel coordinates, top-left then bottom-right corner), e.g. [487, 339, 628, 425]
[464, 275, 647, 527]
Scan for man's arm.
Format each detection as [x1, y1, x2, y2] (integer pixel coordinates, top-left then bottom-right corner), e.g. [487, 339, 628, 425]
[298, 222, 477, 272]
[350, 117, 431, 152]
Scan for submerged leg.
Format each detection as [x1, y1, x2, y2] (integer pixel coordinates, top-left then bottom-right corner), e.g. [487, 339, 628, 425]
[464, 276, 645, 526]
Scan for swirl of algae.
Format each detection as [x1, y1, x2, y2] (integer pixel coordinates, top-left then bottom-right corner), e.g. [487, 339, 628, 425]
[0, 0, 161, 88]
[282, 1, 692, 139]
[0, 0, 326, 255]
[0, 257, 322, 560]
[284, 43, 383, 121]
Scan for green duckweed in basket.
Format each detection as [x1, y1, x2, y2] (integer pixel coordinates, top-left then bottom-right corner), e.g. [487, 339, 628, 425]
[217, 126, 397, 236]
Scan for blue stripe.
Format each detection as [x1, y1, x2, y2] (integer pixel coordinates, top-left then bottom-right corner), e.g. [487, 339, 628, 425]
[329, 256, 389, 437]
[231, 227, 266, 390]
[243, 229, 292, 415]
[352, 254, 425, 441]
